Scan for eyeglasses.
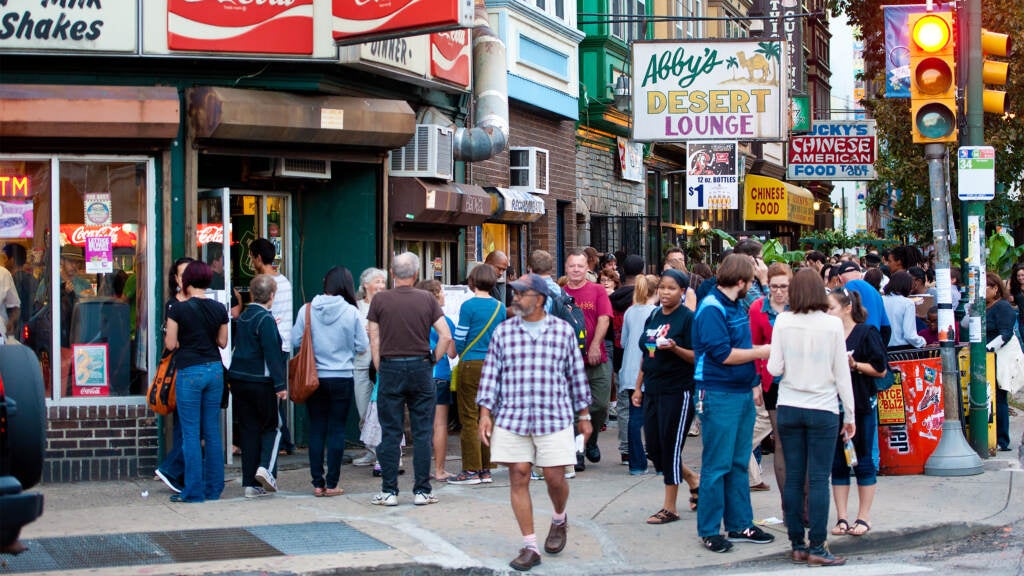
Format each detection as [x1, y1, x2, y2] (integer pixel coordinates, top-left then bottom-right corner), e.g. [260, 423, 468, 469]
[768, 284, 789, 291]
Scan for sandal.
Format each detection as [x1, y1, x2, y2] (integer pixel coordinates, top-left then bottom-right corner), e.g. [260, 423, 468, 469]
[323, 487, 345, 497]
[431, 472, 456, 482]
[646, 508, 680, 525]
[831, 519, 850, 536]
[848, 519, 871, 536]
[689, 487, 699, 512]
[314, 487, 326, 497]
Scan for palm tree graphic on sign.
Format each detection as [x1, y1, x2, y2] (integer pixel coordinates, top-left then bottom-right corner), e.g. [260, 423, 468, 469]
[755, 42, 782, 83]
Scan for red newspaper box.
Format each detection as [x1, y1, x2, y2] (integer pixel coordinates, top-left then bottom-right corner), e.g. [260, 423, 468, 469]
[877, 349, 945, 475]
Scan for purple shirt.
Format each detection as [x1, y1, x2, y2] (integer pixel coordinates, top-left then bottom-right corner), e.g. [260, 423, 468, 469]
[477, 314, 591, 437]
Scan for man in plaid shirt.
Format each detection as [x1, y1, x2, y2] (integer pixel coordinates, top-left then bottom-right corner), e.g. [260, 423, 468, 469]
[477, 274, 592, 572]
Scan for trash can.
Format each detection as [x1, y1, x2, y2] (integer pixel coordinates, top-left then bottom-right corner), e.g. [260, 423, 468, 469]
[877, 347, 945, 475]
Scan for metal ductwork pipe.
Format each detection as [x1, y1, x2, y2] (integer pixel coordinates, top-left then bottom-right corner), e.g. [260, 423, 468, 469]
[453, 5, 509, 162]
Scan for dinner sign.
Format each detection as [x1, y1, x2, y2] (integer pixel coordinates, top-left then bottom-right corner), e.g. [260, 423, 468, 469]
[631, 40, 788, 142]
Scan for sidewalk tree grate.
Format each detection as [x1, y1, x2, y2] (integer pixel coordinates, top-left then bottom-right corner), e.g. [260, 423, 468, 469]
[247, 522, 390, 555]
[0, 522, 391, 573]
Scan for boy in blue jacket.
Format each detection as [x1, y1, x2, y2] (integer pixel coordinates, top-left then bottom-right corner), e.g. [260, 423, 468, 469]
[228, 274, 287, 498]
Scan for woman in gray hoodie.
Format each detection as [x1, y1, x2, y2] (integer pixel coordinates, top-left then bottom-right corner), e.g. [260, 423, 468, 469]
[293, 266, 368, 496]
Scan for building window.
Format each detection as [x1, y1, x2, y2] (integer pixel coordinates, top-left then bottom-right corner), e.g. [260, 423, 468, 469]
[520, 0, 573, 26]
[1, 156, 154, 402]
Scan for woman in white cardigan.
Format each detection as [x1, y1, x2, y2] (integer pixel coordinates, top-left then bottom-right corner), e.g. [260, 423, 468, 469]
[882, 271, 926, 350]
[767, 269, 855, 567]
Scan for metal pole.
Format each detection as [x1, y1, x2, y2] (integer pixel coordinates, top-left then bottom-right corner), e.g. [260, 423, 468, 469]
[924, 142, 983, 476]
[963, 0, 990, 456]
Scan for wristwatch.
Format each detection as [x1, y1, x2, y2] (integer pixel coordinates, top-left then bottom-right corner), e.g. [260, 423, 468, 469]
[578, 414, 592, 421]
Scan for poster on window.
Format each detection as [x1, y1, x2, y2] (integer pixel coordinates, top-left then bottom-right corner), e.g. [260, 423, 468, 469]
[73, 344, 109, 397]
[84, 193, 112, 227]
[686, 141, 739, 210]
[85, 236, 114, 274]
[0, 200, 33, 238]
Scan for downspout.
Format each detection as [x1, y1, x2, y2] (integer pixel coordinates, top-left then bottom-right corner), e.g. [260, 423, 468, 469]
[452, 5, 509, 162]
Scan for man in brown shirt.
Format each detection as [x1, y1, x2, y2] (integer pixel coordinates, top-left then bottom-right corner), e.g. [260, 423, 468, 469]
[367, 252, 452, 506]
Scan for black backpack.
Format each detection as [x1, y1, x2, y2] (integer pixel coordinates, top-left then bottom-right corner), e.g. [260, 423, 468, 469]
[548, 288, 587, 353]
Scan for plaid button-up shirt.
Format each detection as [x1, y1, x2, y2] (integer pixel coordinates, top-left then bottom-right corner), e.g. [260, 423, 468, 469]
[477, 314, 591, 437]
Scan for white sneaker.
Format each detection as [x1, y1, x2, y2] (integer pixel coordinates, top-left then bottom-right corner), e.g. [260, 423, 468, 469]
[245, 486, 270, 498]
[564, 466, 576, 479]
[530, 469, 545, 481]
[371, 491, 398, 506]
[255, 466, 278, 492]
[413, 492, 439, 506]
[352, 451, 376, 467]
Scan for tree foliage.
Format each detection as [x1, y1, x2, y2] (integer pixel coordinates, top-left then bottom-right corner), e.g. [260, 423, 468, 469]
[828, 0, 1024, 241]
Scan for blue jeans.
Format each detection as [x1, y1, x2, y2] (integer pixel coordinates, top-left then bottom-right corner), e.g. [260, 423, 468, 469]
[307, 377, 354, 490]
[627, 391, 647, 473]
[697, 389, 755, 537]
[157, 411, 185, 485]
[176, 361, 225, 502]
[776, 405, 839, 547]
[377, 357, 435, 496]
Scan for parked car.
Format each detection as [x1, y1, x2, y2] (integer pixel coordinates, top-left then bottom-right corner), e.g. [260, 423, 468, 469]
[0, 343, 46, 554]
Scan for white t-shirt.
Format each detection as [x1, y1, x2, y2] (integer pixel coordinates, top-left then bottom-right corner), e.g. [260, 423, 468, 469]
[0, 266, 21, 339]
[271, 272, 293, 354]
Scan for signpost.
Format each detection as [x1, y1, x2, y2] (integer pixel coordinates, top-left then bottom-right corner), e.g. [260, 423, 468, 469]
[956, 146, 995, 201]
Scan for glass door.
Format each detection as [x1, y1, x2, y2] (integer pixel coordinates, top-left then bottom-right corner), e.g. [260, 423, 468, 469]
[229, 192, 290, 305]
[198, 188, 234, 464]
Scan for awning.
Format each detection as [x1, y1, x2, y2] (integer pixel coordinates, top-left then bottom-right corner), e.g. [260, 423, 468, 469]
[189, 86, 415, 150]
[743, 174, 815, 226]
[390, 177, 491, 227]
[485, 187, 545, 223]
[0, 84, 179, 140]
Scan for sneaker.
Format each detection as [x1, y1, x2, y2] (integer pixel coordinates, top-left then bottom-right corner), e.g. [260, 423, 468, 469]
[564, 467, 576, 479]
[413, 492, 439, 506]
[155, 469, 182, 494]
[352, 451, 376, 466]
[620, 453, 629, 465]
[585, 444, 601, 463]
[255, 466, 278, 492]
[702, 535, 734, 553]
[371, 491, 398, 506]
[629, 468, 651, 476]
[727, 525, 775, 544]
[479, 470, 493, 483]
[448, 470, 482, 485]
[574, 452, 586, 472]
[244, 486, 270, 498]
[807, 543, 846, 566]
[530, 469, 545, 481]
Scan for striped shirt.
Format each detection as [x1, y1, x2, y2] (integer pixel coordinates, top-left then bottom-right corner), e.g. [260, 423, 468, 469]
[477, 314, 591, 437]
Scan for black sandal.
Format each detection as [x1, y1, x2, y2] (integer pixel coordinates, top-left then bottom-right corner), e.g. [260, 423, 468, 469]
[647, 508, 681, 524]
[689, 487, 699, 511]
[831, 519, 850, 536]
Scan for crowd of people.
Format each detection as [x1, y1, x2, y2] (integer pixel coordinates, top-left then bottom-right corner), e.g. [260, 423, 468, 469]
[150, 238, 1024, 572]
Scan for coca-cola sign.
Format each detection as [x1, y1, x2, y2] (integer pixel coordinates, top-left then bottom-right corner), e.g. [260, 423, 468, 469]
[168, 0, 314, 54]
[332, 0, 474, 45]
[196, 223, 225, 246]
[430, 29, 470, 87]
[59, 224, 138, 249]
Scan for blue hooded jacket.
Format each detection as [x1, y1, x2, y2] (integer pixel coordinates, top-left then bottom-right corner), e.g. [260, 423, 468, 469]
[693, 287, 758, 393]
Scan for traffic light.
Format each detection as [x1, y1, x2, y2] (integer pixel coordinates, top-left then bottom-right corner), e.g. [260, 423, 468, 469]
[908, 11, 957, 143]
[981, 28, 1012, 114]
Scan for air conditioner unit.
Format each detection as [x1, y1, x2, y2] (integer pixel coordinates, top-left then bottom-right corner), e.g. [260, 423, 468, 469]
[509, 147, 549, 194]
[389, 124, 454, 180]
[249, 157, 331, 179]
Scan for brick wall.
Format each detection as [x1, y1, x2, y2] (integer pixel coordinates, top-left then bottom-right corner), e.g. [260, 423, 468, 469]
[467, 105, 577, 265]
[43, 404, 159, 483]
[575, 128, 646, 246]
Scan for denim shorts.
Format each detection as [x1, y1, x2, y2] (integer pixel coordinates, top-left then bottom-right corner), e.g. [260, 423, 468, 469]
[435, 378, 452, 405]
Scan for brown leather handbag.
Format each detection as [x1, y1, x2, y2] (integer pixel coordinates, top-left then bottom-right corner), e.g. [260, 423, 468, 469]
[288, 304, 319, 403]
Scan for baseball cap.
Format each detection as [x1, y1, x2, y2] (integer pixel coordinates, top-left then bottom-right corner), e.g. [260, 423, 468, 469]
[836, 261, 862, 276]
[508, 273, 549, 296]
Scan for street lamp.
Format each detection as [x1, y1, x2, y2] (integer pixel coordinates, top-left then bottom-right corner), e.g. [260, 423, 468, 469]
[612, 75, 631, 112]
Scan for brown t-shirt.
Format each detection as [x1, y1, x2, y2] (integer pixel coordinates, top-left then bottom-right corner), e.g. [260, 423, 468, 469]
[367, 285, 444, 358]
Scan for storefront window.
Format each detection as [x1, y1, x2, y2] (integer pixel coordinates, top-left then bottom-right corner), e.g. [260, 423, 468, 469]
[1, 157, 152, 401]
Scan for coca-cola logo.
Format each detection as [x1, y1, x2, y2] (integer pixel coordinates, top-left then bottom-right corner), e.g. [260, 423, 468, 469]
[431, 28, 467, 59]
[338, 0, 419, 20]
[171, 0, 311, 28]
[196, 224, 224, 245]
[59, 224, 137, 248]
[182, 0, 300, 7]
[71, 225, 123, 245]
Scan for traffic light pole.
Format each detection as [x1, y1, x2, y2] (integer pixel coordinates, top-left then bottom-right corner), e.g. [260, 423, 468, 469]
[923, 143, 983, 476]
[962, 0, 990, 456]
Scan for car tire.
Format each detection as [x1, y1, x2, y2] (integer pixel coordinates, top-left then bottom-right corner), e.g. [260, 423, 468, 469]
[0, 344, 47, 490]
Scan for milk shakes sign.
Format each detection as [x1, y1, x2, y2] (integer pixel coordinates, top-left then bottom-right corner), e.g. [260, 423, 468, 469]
[631, 40, 789, 142]
[786, 120, 878, 181]
[0, 0, 137, 52]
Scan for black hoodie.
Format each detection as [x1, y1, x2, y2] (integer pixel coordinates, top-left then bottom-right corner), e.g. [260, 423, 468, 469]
[609, 285, 636, 347]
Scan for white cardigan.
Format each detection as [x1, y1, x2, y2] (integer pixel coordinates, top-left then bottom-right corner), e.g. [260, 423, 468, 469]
[767, 310, 855, 423]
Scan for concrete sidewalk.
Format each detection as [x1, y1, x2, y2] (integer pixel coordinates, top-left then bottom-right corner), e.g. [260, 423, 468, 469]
[9, 415, 1024, 576]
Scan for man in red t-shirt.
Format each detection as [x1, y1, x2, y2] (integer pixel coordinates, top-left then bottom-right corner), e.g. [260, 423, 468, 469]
[563, 249, 613, 470]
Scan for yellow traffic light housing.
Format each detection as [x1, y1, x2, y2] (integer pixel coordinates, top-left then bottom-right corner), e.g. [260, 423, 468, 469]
[981, 28, 1012, 114]
[909, 11, 957, 143]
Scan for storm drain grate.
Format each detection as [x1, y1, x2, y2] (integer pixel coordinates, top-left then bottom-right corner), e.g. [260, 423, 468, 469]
[0, 522, 391, 573]
[248, 522, 390, 555]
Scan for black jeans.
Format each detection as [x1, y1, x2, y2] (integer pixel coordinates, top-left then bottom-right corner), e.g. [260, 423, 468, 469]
[377, 357, 435, 496]
[307, 377, 355, 489]
[232, 379, 282, 487]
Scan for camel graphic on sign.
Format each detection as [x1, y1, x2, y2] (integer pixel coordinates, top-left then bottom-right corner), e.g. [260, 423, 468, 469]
[736, 51, 772, 82]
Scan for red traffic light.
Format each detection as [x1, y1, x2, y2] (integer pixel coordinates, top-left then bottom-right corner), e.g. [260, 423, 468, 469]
[912, 14, 952, 53]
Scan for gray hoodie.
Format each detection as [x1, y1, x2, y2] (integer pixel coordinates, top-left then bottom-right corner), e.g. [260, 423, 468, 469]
[292, 294, 368, 378]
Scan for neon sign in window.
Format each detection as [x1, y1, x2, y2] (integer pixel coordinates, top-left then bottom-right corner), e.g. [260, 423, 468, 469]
[0, 176, 30, 198]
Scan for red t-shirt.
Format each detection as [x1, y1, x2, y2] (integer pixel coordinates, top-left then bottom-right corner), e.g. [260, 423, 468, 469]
[564, 281, 614, 363]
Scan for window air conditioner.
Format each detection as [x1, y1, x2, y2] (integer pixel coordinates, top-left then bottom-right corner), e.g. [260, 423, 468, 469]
[389, 124, 455, 181]
[509, 147, 549, 194]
